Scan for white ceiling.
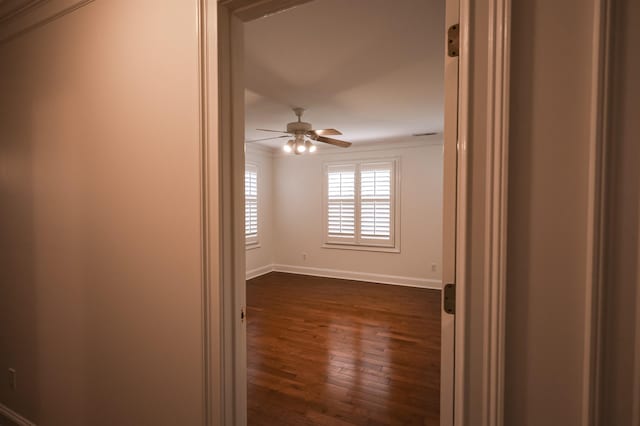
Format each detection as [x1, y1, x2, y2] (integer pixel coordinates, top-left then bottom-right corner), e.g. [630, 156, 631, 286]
[244, 0, 445, 148]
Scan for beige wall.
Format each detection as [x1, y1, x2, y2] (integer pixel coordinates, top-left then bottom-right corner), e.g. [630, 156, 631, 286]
[0, 1, 204, 424]
[505, 0, 594, 424]
[464, 0, 602, 424]
[245, 146, 275, 273]
[600, 0, 640, 423]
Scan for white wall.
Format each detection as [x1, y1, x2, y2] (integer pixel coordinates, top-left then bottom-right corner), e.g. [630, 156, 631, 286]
[268, 141, 443, 288]
[0, 1, 204, 424]
[245, 145, 275, 277]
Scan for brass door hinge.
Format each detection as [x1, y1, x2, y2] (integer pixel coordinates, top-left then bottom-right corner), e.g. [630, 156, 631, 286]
[444, 283, 456, 314]
[447, 24, 459, 57]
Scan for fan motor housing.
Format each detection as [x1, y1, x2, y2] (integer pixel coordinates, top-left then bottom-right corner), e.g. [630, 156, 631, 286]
[286, 121, 312, 134]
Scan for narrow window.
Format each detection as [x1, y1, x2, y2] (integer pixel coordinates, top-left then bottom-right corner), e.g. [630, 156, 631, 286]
[326, 164, 356, 244]
[360, 162, 393, 243]
[245, 163, 258, 246]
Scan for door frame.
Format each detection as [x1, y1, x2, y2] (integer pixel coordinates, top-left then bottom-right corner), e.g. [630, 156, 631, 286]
[201, 1, 512, 425]
[0, 0, 616, 424]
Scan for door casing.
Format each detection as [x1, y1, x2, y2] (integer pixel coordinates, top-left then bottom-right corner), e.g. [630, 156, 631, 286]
[202, 0, 510, 425]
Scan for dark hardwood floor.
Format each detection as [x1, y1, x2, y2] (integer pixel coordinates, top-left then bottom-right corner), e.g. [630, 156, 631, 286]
[247, 272, 441, 426]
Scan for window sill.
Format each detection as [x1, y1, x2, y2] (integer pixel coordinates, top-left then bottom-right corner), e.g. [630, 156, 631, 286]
[321, 243, 400, 253]
[246, 243, 261, 251]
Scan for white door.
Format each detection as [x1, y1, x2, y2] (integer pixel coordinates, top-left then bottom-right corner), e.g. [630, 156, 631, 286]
[441, 0, 461, 423]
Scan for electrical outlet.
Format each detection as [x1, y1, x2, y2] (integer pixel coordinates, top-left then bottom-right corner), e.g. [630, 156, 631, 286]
[431, 263, 437, 272]
[8, 368, 16, 390]
[302, 252, 308, 261]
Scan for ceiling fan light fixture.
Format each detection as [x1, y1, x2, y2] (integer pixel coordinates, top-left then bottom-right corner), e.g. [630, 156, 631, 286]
[305, 139, 317, 153]
[283, 139, 294, 153]
[260, 108, 353, 154]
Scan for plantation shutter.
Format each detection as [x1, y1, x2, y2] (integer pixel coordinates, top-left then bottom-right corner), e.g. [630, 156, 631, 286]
[326, 164, 356, 243]
[360, 162, 394, 244]
[245, 163, 258, 245]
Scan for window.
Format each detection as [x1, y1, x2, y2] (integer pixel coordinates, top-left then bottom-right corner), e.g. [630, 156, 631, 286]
[245, 163, 258, 246]
[324, 160, 398, 250]
[360, 163, 393, 241]
[326, 165, 356, 241]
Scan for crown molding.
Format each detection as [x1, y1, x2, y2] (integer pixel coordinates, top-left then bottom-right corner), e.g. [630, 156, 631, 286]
[245, 142, 274, 157]
[0, 0, 94, 44]
[270, 136, 443, 158]
[219, 0, 313, 22]
[0, 0, 43, 23]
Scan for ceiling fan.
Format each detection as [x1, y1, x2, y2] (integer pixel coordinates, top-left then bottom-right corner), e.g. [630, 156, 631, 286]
[246, 107, 352, 154]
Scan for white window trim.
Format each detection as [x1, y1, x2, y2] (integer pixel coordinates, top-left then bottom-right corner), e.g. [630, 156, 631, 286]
[245, 162, 259, 247]
[322, 158, 401, 253]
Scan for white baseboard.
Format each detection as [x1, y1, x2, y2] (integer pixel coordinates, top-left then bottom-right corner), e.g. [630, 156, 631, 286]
[246, 264, 274, 280]
[270, 264, 442, 289]
[0, 403, 35, 426]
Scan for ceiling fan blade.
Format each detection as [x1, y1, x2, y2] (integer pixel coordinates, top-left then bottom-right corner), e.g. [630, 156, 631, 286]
[256, 128, 291, 134]
[316, 136, 352, 148]
[308, 128, 343, 136]
[413, 132, 439, 136]
[246, 135, 289, 143]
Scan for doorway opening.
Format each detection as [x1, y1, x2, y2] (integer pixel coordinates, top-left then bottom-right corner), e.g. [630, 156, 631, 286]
[242, 1, 450, 424]
[216, 0, 461, 424]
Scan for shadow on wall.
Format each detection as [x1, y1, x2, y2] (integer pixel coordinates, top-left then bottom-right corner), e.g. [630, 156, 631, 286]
[0, 66, 40, 421]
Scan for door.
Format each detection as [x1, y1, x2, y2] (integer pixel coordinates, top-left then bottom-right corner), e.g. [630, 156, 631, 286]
[441, 2, 461, 425]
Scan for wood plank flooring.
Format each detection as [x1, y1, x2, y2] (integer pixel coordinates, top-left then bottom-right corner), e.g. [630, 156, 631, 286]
[247, 272, 441, 425]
